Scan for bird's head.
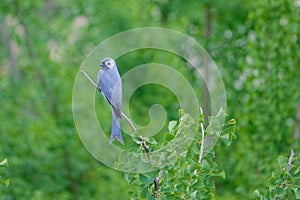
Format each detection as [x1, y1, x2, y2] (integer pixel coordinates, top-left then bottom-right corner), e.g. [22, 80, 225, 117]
[99, 57, 116, 69]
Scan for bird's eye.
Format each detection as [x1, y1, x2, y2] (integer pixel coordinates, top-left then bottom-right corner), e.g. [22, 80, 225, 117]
[107, 62, 111, 66]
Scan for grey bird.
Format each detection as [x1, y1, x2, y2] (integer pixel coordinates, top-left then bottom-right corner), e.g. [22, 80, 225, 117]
[97, 57, 124, 145]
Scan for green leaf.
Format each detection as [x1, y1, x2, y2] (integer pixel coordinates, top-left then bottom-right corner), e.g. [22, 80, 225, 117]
[201, 159, 210, 171]
[165, 133, 175, 141]
[220, 118, 237, 146]
[167, 151, 178, 163]
[0, 179, 10, 187]
[253, 189, 262, 198]
[191, 143, 200, 155]
[147, 137, 157, 145]
[140, 184, 148, 198]
[139, 174, 155, 184]
[199, 113, 205, 124]
[220, 134, 230, 145]
[228, 118, 236, 124]
[0, 158, 8, 166]
[168, 120, 177, 132]
[124, 173, 138, 183]
[275, 187, 286, 197]
[193, 179, 205, 188]
[293, 167, 300, 176]
[190, 190, 197, 198]
[178, 109, 185, 118]
[294, 188, 300, 199]
[277, 156, 288, 169]
[213, 170, 225, 179]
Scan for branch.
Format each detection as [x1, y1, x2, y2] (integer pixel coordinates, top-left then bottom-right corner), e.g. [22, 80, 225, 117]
[80, 70, 137, 134]
[285, 149, 294, 174]
[293, 98, 300, 148]
[279, 149, 295, 190]
[193, 108, 206, 175]
[122, 112, 137, 133]
[153, 169, 163, 198]
[80, 70, 99, 90]
[139, 136, 152, 163]
[274, 150, 295, 200]
[198, 107, 205, 164]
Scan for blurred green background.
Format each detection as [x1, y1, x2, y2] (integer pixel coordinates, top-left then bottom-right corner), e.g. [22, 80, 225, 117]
[1, 0, 300, 199]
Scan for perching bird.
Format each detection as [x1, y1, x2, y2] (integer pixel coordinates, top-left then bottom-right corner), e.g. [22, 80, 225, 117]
[97, 57, 124, 145]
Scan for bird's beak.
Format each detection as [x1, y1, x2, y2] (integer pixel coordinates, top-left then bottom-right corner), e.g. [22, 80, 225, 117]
[99, 63, 104, 67]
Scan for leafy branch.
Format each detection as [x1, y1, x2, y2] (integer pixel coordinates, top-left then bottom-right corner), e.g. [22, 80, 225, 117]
[138, 135, 153, 164]
[80, 69, 239, 199]
[153, 169, 163, 198]
[254, 150, 300, 200]
[278, 149, 295, 189]
[125, 109, 237, 199]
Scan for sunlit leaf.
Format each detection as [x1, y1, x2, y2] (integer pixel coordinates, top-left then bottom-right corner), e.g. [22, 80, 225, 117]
[168, 120, 177, 133]
[294, 188, 300, 199]
[0, 158, 8, 166]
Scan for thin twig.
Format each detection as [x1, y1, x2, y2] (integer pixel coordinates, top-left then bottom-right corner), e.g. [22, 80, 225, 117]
[293, 98, 300, 148]
[80, 70, 99, 90]
[80, 70, 137, 133]
[153, 169, 163, 198]
[122, 112, 137, 133]
[139, 136, 152, 163]
[274, 150, 295, 200]
[199, 107, 205, 164]
[286, 149, 295, 172]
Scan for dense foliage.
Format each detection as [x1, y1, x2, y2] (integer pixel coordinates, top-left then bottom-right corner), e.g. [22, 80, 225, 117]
[254, 150, 300, 199]
[1, 0, 299, 199]
[125, 109, 237, 199]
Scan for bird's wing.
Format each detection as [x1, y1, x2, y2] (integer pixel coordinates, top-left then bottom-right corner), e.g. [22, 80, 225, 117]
[111, 81, 122, 118]
[98, 68, 122, 118]
[98, 71, 113, 105]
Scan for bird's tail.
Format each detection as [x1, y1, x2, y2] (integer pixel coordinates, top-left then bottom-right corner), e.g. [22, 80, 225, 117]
[110, 110, 124, 145]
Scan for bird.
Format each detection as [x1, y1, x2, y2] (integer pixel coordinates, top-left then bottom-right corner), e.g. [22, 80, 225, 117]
[97, 57, 124, 145]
